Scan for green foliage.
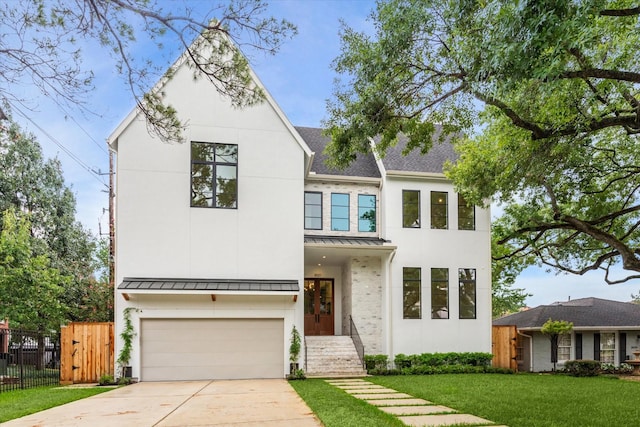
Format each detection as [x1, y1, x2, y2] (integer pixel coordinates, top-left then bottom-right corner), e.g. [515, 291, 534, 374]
[0, 210, 68, 331]
[326, 0, 640, 284]
[364, 354, 389, 372]
[541, 319, 574, 369]
[563, 360, 601, 377]
[2, 0, 297, 143]
[289, 325, 301, 363]
[286, 368, 306, 381]
[117, 307, 139, 372]
[393, 352, 494, 369]
[98, 374, 115, 386]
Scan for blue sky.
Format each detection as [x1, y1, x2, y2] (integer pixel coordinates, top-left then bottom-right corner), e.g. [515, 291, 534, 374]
[8, 0, 639, 306]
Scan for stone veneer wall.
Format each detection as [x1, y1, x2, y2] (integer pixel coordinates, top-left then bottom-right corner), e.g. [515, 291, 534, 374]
[350, 256, 383, 354]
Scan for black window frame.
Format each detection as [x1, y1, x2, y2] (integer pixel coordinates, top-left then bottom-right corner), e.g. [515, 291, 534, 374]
[331, 193, 350, 231]
[458, 268, 477, 319]
[431, 191, 448, 229]
[190, 141, 238, 209]
[358, 194, 377, 232]
[431, 268, 449, 319]
[403, 267, 421, 319]
[458, 194, 475, 231]
[402, 190, 420, 228]
[304, 191, 323, 230]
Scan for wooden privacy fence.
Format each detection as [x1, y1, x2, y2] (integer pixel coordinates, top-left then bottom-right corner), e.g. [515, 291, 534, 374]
[492, 325, 518, 371]
[60, 322, 114, 384]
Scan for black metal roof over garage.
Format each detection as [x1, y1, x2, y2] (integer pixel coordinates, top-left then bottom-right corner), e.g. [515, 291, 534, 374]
[304, 235, 390, 246]
[118, 278, 299, 292]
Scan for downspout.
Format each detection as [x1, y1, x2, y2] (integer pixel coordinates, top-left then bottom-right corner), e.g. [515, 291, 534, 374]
[517, 330, 533, 372]
[386, 249, 397, 366]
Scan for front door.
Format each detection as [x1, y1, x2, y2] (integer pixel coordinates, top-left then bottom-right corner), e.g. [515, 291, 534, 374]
[304, 279, 334, 335]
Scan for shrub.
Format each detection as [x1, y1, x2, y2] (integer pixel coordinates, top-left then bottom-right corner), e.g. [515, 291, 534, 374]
[563, 360, 601, 377]
[364, 354, 389, 372]
[98, 374, 115, 386]
[394, 352, 493, 369]
[287, 368, 306, 380]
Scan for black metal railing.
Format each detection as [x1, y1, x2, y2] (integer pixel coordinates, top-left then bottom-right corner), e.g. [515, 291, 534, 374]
[349, 315, 365, 369]
[304, 335, 307, 372]
[0, 327, 60, 393]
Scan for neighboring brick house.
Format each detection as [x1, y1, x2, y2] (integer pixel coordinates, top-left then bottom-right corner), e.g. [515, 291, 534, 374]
[494, 297, 640, 372]
[108, 42, 491, 381]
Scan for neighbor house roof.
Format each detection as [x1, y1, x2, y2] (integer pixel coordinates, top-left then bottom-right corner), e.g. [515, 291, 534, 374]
[493, 297, 640, 329]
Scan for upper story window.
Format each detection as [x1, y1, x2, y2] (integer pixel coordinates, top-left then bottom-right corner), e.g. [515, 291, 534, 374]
[458, 268, 476, 319]
[458, 195, 475, 230]
[403, 267, 421, 319]
[331, 193, 350, 231]
[191, 142, 238, 208]
[402, 190, 420, 228]
[431, 191, 448, 229]
[358, 194, 376, 232]
[304, 192, 322, 230]
[431, 268, 449, 319]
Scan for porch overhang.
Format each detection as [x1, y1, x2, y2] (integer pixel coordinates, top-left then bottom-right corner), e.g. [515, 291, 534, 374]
[304, 235, 397, 267]
[117, 277, 299, 299]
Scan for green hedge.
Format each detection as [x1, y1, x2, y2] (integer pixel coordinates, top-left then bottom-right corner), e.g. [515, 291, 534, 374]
[364, 352, 508, 375]
[563, 360, 601, 377]
[394, 352, 493, 368]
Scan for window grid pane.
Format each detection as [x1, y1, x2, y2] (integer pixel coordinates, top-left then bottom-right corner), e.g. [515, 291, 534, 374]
[403, 190, 420, 228]
[331, 193, 350, 231]
[558, 334, 571, 361]
[358, 194, 376, 232]
[191, 142, 238, 209]
[305, 192, 322, 230]
[403, 267, 421, 319]
[458, 195, 475, 230]
[458, 268, 476, 319]
[431, 191, 448, 229]
[601, 333, 615, 364]
[431, 268, 449, 319]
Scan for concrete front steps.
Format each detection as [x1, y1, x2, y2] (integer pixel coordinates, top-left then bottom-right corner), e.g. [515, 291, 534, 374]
[305, 335, 367, 378]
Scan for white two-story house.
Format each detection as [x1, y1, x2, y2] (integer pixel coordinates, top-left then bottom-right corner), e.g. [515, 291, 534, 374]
[108, 43, 491, 381]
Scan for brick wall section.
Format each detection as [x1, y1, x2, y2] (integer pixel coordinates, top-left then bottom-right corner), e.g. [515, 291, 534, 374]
[350, 256, 383, 354]
[304, 181, 380, 237]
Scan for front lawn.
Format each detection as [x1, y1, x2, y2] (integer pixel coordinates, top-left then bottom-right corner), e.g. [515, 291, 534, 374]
[0, 386, 113, 422]
[292, 374, 640, 427]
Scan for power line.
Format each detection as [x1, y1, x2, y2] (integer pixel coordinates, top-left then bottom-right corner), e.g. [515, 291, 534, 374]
[9, 102, 108, 189]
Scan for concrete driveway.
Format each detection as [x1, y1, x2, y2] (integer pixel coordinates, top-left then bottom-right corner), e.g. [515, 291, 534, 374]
[2, 379, 322, 427]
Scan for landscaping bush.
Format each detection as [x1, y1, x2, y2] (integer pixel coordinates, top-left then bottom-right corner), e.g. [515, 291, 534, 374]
[599, 362, 633, 375]
[98, 374, 115, 386]
[563, 360, 601, 377]
[394, 352, 493, 369]
[364, 354, 389, 372]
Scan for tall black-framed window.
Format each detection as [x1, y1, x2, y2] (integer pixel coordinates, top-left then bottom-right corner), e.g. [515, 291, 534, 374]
[358, 194, 376, 232]
[431, 268, 449, 319]
[458, 195, 475, 230]
[431, 191, 448, 229]
[191, 142, 238, 208]
[402, 190, 420, 228]
[331, 193, 350, 231]
[305, 192, 323, 230]
[458, 268, 476, 319]
[403, 267, 421, 319]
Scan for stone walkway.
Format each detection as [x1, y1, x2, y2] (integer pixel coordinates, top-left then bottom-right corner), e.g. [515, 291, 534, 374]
[326, 378, 507, 427]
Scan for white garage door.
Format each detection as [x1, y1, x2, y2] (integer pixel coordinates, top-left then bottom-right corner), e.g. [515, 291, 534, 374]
[140, 318, 284, 381]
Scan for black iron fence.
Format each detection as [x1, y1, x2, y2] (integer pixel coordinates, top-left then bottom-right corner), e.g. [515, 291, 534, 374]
[349, 315, 365, 369]
[0, 327, 60, 392]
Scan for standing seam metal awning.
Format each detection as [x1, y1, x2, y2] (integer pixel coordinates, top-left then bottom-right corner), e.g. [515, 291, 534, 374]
[117, 277, 299, 296]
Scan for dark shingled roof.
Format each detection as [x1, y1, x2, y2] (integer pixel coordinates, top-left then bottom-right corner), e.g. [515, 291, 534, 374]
[295, 126, 381, 178]
[493, 297, 640, 328]
[119, 278, 299, 292]
[296, 126, 457, 176]
[304, 235, 389, 246]
[378, 130, 458, 174]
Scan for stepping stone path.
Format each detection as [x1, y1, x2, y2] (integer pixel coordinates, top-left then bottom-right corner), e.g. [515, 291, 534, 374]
[326, 379, 508, 427]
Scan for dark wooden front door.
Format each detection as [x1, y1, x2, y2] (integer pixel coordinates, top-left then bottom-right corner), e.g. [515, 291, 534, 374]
[304, 279, 334, 335]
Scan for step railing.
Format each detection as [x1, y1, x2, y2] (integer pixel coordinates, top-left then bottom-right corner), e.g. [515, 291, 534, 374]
[304, 335, 307, 372]
[349, 315, 365, 369]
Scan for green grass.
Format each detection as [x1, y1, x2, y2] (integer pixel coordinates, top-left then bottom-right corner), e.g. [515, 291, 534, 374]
[289, 379, 405, 427]
[371, 374, 640, 427]
[292, 375, 640, 427]
[0, 386, 113, 422]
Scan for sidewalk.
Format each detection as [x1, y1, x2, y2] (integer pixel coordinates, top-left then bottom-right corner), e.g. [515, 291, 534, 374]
[326, 378, 508, 427]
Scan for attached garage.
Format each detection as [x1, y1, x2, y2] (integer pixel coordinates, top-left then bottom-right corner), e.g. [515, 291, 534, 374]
[140, 318, 284, 381]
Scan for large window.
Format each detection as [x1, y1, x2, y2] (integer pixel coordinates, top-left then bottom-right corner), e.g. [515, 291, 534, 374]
[331, 193, 350, 231]
[305, 192, 322, 230]
[403, 267, 421, 319]
[458, 195, 475, 230]
[358, 194, 376, 232]
[458, 268, 476, 319]
[431, 191, 448, 229]
[558, 334, 572, 362]
[601, 332, 615, 364]
[402, 190, 420, 228]
[191, 142, 237, 208]
[431, 268, 449, 319]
